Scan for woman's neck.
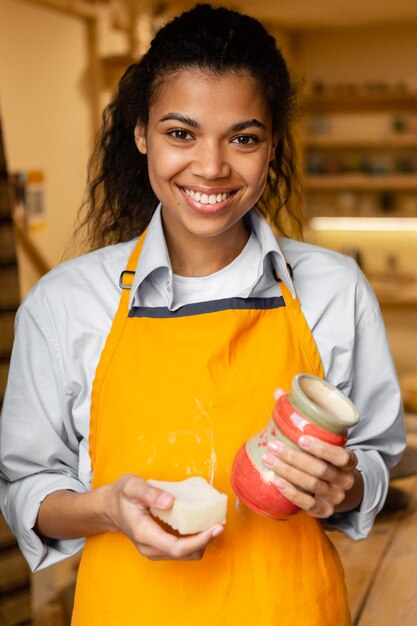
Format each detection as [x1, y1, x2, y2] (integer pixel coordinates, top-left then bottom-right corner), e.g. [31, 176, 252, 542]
[163, 220, 250, 278]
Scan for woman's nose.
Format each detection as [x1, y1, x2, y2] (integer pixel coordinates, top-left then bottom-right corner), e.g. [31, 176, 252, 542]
[190, 141, 231, 179]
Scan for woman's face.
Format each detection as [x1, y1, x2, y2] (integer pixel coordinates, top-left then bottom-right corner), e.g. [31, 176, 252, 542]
[135, 69, 276, 249]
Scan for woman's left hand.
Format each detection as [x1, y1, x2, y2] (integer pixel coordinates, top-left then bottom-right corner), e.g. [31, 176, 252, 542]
[262, 434, 363, 519]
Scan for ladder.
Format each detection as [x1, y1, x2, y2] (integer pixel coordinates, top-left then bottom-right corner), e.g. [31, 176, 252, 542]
[0, 112, 32, 626]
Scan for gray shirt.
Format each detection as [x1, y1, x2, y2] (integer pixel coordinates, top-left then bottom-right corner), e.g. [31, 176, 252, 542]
[0, 207, 405, 571]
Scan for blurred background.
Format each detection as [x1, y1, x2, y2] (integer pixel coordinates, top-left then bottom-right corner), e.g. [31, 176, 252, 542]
[0, 1, 417, 624]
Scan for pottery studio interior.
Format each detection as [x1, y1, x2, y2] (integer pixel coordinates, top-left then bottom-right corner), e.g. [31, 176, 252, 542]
[1, 1, 417, 625]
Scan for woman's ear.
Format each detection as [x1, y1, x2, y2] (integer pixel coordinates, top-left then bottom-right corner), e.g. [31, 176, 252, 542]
[134, 124, 147, 154]
[269, 134, 279, 162]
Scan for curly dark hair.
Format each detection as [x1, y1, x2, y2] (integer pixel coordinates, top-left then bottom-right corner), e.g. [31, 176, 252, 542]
[77, 3, 304, 249]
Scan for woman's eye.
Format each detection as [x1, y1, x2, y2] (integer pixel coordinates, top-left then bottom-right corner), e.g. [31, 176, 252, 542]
[169, 129, 193, 140]
[232, 135, 258, 145]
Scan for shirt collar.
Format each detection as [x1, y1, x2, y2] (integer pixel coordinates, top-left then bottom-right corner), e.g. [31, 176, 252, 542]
[246, 209, 296, 299]
[128, 204, 296, 309]
[128, 204, 173, 309]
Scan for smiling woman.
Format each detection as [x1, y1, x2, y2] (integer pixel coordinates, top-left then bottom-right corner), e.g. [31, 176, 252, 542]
[133, 70, 276, 275]
[76, 4, 301, 249]
[0, 4, 404, 626]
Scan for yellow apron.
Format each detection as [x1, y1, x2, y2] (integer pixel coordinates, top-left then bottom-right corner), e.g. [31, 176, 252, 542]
[72, 234, 351, 625]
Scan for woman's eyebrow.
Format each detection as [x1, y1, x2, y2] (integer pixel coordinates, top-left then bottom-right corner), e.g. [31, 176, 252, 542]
[159, 113, 199, 127]
[158, 114, 266, 132]
[229, 119, 266, 132]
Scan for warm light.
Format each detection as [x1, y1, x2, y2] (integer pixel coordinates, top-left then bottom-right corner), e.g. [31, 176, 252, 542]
[309, 217, 417, 231]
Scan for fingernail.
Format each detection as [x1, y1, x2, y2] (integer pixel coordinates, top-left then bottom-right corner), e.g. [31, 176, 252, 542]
[211, 526, 224, 538]
[273, 388, 285, 401]
[299, 435, 312, 448]
[275, 479, 286, 491]
[267, 440, 282, 453]
[156, 492, 174, 508]
[262, 453, 276, 467]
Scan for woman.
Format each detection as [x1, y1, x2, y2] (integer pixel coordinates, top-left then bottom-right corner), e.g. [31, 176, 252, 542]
[0, 5, 404, 625]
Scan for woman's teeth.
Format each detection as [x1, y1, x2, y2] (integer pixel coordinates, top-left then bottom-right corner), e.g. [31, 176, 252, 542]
[184, 189, 231, 205]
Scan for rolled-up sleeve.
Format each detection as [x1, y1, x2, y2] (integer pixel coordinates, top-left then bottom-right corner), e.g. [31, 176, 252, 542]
[0, 295, 88, 571]
[325, 269, 405, 539]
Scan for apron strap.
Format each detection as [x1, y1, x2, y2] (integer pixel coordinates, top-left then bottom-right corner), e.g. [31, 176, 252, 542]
[89, 231, 146, 468]
[273, 264, 298, 308]
[117, 231, 147, 310]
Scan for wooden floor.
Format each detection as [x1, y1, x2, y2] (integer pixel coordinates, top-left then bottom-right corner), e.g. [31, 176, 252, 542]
[329, 414, 417, 626]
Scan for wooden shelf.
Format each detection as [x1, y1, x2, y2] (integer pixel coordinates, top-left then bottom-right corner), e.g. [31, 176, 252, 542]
[304, 174, 417, 191]
[305, 94, 417, 113]
[100, 54, 137, 91]
[303, 92, 417, 225]
[304, 135, 417, 149]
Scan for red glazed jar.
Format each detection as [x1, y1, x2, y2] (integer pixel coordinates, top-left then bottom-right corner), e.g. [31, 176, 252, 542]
[230, 373, 360, 519]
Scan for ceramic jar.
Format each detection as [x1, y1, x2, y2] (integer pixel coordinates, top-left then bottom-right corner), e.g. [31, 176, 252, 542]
[230, 373, 360, 519]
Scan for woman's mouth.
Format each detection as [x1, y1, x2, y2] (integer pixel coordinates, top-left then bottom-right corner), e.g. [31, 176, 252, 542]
[179, 186, 237, 213]
[183, 188, 233, 205]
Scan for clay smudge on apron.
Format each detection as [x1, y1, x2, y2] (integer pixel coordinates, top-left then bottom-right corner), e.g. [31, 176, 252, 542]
[193, 396, 217, 484]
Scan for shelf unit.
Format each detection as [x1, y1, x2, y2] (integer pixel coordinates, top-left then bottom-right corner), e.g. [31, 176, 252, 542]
[302, 92, 417, 219]
[303, 93, 417, 113]
[304, 135, 417, 149]
[304, 175, 417, 191]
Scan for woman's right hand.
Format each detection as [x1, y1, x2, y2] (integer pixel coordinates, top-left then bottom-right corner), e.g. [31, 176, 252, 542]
[106, 474, 223, 561]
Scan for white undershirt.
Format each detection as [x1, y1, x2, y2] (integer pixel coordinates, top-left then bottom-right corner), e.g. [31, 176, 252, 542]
[171, 231, 276, 307]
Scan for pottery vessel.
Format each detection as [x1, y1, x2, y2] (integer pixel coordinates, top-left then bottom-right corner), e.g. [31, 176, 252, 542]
[230, 373, 360, 519]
